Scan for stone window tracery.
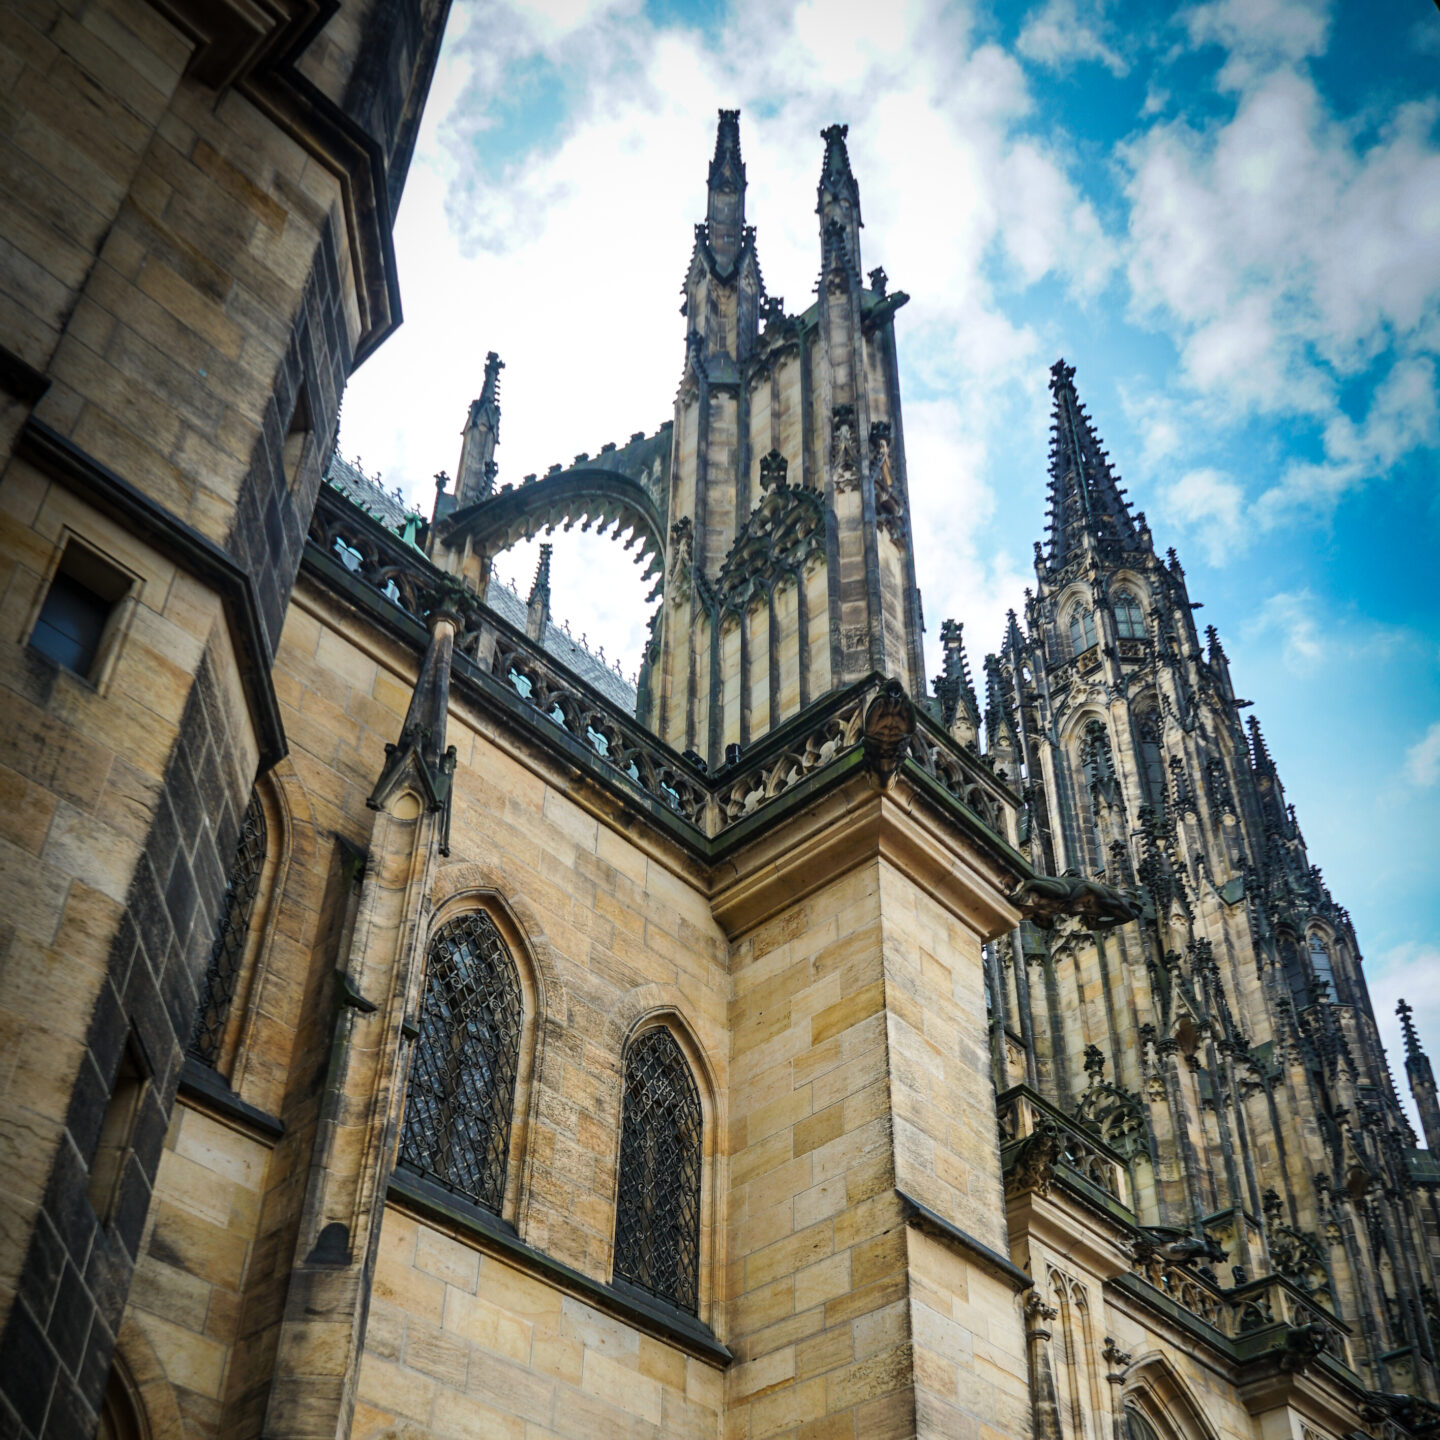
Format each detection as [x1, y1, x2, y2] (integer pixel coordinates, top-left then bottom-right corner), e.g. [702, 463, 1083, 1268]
[189, 789, 267, 1066]
[613, 1027, 703, 1313]
[1308, 932, 1336, 1000]
[399, 911, 523, 1214]
[1114, 589, 1145, 639]
[1069, 605, 1098, 656]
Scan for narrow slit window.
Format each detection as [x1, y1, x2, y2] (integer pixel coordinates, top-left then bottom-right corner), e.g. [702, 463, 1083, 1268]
[613, 1027, 702, 1313]
[399, 911, 523, 1214]
[29, 542, 132, 681]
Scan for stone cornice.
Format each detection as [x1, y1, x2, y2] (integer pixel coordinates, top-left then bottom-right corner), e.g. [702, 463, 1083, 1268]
[707, 776, 1025, 940]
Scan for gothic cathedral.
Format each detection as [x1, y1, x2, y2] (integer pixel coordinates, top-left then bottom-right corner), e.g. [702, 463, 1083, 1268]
[1, 11, 1437, 1440]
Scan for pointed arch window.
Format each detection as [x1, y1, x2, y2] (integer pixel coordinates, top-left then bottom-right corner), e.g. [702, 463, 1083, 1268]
[1308, 932, 1336, 1000]
[1079, 720, 1115, 873]
[1124, 1408, 1162, 1440]
[1138, 716, 1166, 813]
[1068, 606, 1098, 656]
[613, 1027, 703, 1313]
[399, 911, 522, 1214]
[190, 789, 267, 1066]
[1114, 589, 1145, 639]
[1279, 932, 1309, 1010]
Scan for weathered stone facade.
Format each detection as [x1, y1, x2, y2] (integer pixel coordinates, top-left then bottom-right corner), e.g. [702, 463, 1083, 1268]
[2, 24, 1438, 1440]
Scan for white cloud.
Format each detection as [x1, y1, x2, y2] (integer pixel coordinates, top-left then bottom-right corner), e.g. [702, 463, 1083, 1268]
[1243, 588, 1405, 676]
[1120, 20, 1440, 531]
[1017, 0, 1128, 77]
[1162, 466, 1246, 562]
[1406, 723, 1440, 788]
[340, 0, 1119, 674]
[1181, 0, 1331, 85]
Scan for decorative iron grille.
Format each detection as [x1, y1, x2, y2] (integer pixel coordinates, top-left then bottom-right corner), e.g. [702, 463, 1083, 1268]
[613, 1028, 702, 1313]
[189, 790, 267, 1065]
[399, 912, 522, 1214]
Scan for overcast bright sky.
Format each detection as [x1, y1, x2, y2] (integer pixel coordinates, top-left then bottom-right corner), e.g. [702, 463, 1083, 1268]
[338, 0, 1440, 1130]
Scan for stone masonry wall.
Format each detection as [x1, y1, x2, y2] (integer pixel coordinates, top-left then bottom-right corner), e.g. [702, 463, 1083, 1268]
[0, 2, 435, 1431]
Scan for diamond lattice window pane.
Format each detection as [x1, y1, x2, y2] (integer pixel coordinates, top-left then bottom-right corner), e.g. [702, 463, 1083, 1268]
[399, 912, 522, 1214]
[613, 1028, 702, 1313]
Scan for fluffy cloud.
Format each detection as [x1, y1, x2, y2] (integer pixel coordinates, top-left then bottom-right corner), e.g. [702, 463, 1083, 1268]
[1157, 466, 1245, 562]
[341, 0, 1119, 673]
[1181, 0, 1331, 83]
[1017, 0, 1127, 77]
[1406, 723, 1440, 788]
[1123, 2, 1440, 542]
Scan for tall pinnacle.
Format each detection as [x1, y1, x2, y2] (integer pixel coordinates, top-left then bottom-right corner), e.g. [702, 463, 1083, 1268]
[1247, 715, 1276, 778]
[817, 123, 862, 276]
[455, 351, 504, 506]
[1399, 999, 1440, 1151]
[935, 619, 980, 744]
[707, 109, 746, 273]
[1043, 359, 1137, 567]
[526, 543, 552, 643]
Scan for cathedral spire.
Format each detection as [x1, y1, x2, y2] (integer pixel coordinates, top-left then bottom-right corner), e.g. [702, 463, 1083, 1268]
[817, 123, 862, 277]
[1399, 999, 1440, 1151]
[455, 351, 503, 506]
[1043, 359, 1137, 569]
[706, 108, 746, 274]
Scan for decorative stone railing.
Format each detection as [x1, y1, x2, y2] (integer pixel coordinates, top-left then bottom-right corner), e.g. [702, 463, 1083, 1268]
[1125, 1244, 1226, 1329]
[306, 482, 1017, 849]
[997, 1084, 1131, 1209]
[1225, 1273, 1351, 1369]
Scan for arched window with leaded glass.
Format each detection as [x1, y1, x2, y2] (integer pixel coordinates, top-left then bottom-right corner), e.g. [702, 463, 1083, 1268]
[399, 911, 523, 1215]
[190, 789, 267, 1066]
[1308, 932, 1336, 1000]
[1114, 589, 1145, 639]
[613, 1027, 703, 1314]
[1068, 605, 1098, 656]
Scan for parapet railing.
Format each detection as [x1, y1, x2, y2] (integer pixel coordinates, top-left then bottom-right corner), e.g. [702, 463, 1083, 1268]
[997, 1083, 1132, 1210]
[306, 481, 1017, 850]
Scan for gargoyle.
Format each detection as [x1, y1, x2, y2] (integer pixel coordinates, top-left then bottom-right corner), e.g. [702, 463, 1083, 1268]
[862, 679, 915, 783]
[1277, 1322, 1328, 1373]
[1128, 1228, 1227, 1268]
[1009, 872, 1144, 931]
[1004, 1122, 1061, 1199]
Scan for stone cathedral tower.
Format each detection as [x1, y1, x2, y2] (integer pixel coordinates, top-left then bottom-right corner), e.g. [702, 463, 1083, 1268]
[655, 115, 925, 761]
[956, 358, 1440, 1435]
[4, 68, 1440, 1440]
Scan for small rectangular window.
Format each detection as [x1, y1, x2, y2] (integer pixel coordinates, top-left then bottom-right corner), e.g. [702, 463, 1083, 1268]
[87, 1040, 148, 1225]
[29, 542, 132, 681]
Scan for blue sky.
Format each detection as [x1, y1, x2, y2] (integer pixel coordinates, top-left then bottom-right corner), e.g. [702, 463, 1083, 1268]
[339, 0, 1440, 1124]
